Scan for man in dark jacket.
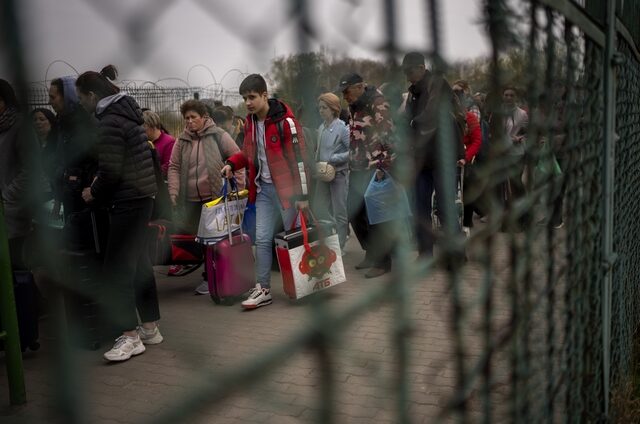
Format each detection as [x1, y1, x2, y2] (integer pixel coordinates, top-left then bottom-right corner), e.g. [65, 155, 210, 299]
[402, 52, 465, 259]
[338, 73, 396, 278]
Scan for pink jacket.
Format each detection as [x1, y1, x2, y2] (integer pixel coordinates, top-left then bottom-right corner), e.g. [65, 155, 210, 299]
[153, 131, 175, 177]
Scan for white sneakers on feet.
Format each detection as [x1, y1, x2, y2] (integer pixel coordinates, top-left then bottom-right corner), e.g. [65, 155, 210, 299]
[103, 335, 145, 362]
[241, 284, 272, 310]
[137, 325, 164, 345]
[194, 280, 210, 295]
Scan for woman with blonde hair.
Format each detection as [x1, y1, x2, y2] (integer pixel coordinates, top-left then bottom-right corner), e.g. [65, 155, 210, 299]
[142, 110, 175, 178]
[312, 92, 350, 251]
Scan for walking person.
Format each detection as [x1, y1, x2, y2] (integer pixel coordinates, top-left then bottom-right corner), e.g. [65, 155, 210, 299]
[402, 52, 465, 259]
[221, 74, 310, 309]
[337, 73, 396, 278]
[167, 99, 244, 291]
[456, 101, 482, 235]
[76, 65, 162, 362]
[500, 86, 529, 228]
[312, 92, 350, 252]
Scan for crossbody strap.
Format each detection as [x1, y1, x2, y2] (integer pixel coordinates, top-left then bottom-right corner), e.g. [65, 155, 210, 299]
[277, 118, 308, 197]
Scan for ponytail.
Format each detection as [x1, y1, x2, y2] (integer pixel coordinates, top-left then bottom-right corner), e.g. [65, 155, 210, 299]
[76, 64, 120, 99]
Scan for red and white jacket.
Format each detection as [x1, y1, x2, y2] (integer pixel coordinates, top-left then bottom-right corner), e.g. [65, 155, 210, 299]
[226, 99, 310, 210]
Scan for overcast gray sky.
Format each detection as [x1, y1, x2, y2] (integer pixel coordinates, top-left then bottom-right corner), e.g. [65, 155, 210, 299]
[3, 0, 490, 89]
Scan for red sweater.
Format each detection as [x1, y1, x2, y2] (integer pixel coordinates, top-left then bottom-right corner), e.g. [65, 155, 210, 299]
[463, 111, 482, 163]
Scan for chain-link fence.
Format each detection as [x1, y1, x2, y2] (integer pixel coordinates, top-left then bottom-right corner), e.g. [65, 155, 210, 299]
[22, 84, 244, 137]
[1, 0, 640, 422]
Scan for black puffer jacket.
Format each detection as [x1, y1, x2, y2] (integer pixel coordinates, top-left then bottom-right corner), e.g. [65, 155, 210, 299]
[90, 94, 157, 203]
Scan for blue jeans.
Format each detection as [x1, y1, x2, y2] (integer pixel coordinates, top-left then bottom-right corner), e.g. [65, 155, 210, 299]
[255, 182, 297, 288]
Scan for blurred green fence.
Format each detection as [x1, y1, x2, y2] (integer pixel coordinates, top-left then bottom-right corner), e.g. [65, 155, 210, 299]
[1, 0, 640, 422]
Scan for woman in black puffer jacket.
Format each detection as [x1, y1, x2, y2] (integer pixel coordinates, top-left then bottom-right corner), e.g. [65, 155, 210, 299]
[76, 65, 162, 363]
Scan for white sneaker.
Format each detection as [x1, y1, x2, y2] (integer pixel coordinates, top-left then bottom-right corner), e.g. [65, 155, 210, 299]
[103, 335, 145, 362]
[194, 280, 210, 295]
[137, 325, 163, 345]
[463, 226, 471, 238]
[241, 284, 272, 310]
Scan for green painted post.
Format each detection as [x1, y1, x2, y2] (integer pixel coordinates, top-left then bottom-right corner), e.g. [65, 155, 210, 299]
[0, 204, 26, 405]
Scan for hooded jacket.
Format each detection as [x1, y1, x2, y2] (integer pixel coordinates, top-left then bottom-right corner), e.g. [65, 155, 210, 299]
[226, 99, 310, 209]
[167, 117, 243, 203]
[89, 93, 157, 203]
[52, 76, 99, 215]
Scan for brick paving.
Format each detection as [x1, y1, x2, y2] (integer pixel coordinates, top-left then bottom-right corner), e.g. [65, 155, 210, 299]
[0, 228, 520, 423]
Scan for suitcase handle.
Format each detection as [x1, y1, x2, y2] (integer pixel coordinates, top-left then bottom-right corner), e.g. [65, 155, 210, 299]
[221, 178, 244, 245]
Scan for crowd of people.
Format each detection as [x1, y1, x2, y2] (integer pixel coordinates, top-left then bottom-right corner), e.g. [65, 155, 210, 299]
[0, 51, 567, 363]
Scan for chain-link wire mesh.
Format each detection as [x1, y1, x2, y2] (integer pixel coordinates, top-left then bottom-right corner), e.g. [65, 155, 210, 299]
[1, 0, 640, 423]
[22, 84, 243, 138]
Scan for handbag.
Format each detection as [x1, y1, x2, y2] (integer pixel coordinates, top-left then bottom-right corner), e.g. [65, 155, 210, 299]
[275, 213, 346, 300]
[314, 126, 336, 182]
[315, 162, 336, 182]
[363, 169, 412, 225]
[196, 178, 248, 244]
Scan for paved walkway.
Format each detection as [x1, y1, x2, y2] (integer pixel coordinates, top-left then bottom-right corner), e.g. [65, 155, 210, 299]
[0, 227, 517, 423]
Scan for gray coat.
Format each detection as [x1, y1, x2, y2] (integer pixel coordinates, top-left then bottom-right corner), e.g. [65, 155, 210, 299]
[0, 117, 41, 239]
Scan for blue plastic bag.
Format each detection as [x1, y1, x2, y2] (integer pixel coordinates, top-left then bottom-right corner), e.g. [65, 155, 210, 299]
[364, 170, 412, 225]
[242, 202, 256, 244]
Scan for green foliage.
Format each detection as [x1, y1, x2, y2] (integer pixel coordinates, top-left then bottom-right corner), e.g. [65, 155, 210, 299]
[267, 47, 567, 118]
[446, 46, 568, 100]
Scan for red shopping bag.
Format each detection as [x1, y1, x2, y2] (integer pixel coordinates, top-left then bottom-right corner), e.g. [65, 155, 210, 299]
[275, 214, 346, 299]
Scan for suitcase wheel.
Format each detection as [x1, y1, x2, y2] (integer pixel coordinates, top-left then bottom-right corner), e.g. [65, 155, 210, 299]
[220, 297, 235, 306]
[210, 294, 221, 304]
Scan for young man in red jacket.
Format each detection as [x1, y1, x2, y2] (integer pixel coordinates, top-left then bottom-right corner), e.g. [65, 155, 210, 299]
[221, 74, 310, 309]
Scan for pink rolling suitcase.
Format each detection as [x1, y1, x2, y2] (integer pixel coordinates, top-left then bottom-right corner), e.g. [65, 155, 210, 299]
[205, 183, 255, 305]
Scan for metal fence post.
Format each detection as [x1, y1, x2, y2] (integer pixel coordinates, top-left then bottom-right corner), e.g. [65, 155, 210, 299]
[0, 204, 26, 405]
[602, 0, 617, 418]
